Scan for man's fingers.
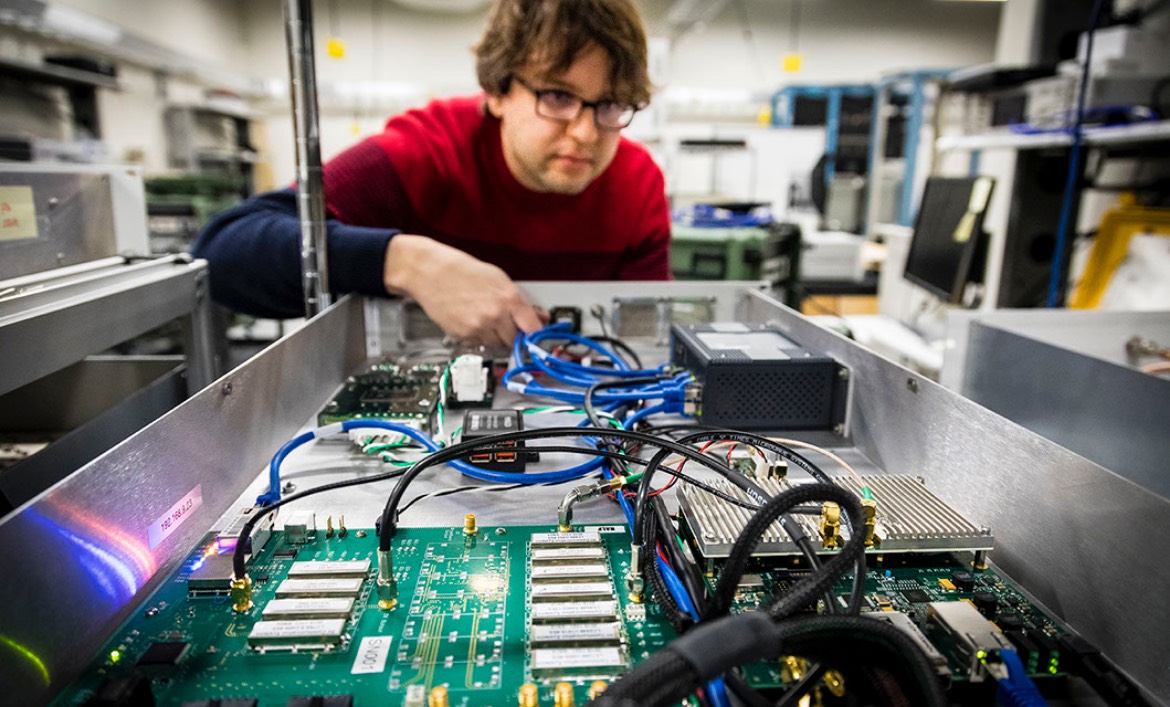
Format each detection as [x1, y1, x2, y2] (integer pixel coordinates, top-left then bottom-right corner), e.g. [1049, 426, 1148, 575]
[512, 300, 545, 334]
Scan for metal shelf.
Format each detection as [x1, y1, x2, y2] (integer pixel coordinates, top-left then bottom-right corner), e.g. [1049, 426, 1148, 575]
[936, 120, 1170, 151]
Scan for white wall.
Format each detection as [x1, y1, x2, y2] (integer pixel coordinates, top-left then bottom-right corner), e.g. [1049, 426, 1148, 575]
[4, 0, 1002, 193]
[54, 0, 250, 68]
[652, 0, 1001, 91]
[241, 0, 1000, 188]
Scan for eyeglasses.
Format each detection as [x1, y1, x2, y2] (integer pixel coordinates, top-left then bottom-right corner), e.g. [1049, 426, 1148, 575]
[512, 77, 638, 130]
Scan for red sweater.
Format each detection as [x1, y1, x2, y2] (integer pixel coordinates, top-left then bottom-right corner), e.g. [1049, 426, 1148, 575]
[192, 96, 670, 318]
[323, 95, 671, 280]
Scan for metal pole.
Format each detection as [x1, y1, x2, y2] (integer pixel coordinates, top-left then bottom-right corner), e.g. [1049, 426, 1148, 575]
[283, 0, 331, 318]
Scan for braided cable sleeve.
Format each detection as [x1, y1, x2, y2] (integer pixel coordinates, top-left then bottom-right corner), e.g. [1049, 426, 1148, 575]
[708, 483, 865, 619]
[590, 648, 697, 707]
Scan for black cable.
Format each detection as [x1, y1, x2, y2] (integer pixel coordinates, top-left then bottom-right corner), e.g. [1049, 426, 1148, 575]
[635, 429, 868, 613]
[722, 671, 773, 707]
[772, 664, 829, 707]
[584, 375, 665, 429]
[653, 500, 709, 616]
[592, 336, 644, 370]
[708, 483, 865, 621]
[590, 613, 946, 707]
[231, 467, 407, 580]
[378, 426, 752, 550]
[399, 482, 528, 514]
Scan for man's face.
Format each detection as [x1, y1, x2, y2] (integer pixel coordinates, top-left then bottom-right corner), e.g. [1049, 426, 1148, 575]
[486, 43, 624, 195]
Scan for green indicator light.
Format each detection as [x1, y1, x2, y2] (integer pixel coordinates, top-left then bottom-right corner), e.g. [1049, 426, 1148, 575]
[1049, 666, 1058, 675]
[109, 650, 122, 664]
[976, 650, 987, 661]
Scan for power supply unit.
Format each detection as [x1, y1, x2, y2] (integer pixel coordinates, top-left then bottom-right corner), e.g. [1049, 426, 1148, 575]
[670, 322, 847, 430]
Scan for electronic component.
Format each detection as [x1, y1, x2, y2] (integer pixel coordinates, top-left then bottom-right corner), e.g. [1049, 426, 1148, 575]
[187, 553, 236, 593]
[283, 510, 317, 543]
[287, 560, 370, 578]
[135, 641, 190, 668]
[61, 526, 1074, 706]
[530, 623, 623, 645]
[670, 322, 847, 430]
[318, 363, 441, 433]
[81, 676, 154, 707]
[275, 578, 364, 598]
[286, 696, 352, 707]
[549, 306, 583, 333]
[215, 506, 274, 556]
[261, 598, 355, 620]
[446, 355, 493, 406]
[951, 570, 975, 592]
[247, 619, 346, 648]
[532, 547, 606, 562]
[531, 601, 618, 622]
[460, 409, 527, 471]
[900, 588, 931, 604]
[973, 590, 999, 618]
[866, 612, 950, 678]
[531, 564, 610, 580]
[678, 474, 994, 561]
[927, 600, 1012, 681]
[531, 646, 626, 677]
[531, 530, 602, 546]
[531, 582, 615, 600]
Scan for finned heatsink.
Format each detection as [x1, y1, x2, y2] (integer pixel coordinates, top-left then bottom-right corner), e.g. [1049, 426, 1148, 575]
[677, 474, 993, 559]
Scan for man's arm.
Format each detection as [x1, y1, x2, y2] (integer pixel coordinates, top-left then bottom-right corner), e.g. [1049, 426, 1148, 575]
[190, 188, 396, 319]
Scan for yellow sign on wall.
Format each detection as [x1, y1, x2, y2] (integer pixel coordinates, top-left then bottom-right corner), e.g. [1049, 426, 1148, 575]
[0, 186, 39, 241]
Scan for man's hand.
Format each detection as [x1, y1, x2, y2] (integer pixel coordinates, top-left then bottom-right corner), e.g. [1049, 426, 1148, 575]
[383, 234, 546, 347]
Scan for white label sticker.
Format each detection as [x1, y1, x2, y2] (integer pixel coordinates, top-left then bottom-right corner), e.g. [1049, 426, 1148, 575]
[586, 525, 627, 534]
[351, 636, 393, 674]
[0, 186, 38, 240]
[148, 485, 203, 549]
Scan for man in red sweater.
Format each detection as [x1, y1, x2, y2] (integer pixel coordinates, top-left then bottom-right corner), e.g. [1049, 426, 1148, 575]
[192, 0, 670, 346]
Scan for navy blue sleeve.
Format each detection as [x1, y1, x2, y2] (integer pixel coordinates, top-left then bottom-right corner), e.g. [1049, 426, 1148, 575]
[190, 188, 398, 319]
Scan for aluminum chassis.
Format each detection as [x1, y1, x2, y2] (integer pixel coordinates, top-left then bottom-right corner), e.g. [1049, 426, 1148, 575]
[0, 284, 1165, 704]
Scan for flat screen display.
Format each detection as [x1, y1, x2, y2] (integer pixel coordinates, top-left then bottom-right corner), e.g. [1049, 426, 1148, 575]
[903, 176, 995, 304]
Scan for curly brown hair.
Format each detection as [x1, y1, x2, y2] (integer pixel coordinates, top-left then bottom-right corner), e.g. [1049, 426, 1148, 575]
[474, 0, 652, 107]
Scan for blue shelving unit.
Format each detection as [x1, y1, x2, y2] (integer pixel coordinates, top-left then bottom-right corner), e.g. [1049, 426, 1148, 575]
[867, 69, 953, 228]
[771, 84, 875, 185]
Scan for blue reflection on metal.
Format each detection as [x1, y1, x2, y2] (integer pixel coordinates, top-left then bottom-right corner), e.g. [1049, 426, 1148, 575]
[27, 510, 140, 603]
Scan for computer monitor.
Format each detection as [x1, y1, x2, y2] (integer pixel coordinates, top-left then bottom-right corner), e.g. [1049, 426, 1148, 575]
[903, 176, 995, 305]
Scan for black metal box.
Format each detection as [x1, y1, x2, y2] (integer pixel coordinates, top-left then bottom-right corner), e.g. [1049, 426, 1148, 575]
[670, 323, 847, 431]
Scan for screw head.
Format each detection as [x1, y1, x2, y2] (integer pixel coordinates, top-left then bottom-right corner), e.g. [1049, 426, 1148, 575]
[833, 423, 845, 436]
[838, 368, 850, 380]
[282, 482, 296, 493]
[495, 527, 506, 536]
[221, 382, 233, 395]
[47, 197, 59, 209]
[907, 378, 919, 393]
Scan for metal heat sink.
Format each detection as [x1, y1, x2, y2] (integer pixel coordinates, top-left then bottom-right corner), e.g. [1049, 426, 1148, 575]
[677, 474, 993, 559]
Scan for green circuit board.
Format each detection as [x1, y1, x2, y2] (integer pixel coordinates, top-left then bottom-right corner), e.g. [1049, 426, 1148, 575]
[54, 525, 1067, 707]
[317, 363, 444, 431]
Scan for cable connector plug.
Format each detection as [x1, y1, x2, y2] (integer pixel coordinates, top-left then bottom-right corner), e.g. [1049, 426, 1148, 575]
[557, 479, 621, 530]
[683, 382, 702, 417]
[377, 549, 398, 610]
[230, 575, 253, 613]
[626, 545, 644, 602]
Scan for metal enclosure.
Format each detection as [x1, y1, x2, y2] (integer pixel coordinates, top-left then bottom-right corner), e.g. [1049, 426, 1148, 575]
[943, 308, 1170, 500]
[0, 163, 150, 280]
[0, 287, 1166, 705]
